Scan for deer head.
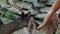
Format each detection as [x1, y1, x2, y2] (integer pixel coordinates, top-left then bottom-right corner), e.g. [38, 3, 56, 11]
[23, 17, 37, 34]
[28, 17, 36, 34]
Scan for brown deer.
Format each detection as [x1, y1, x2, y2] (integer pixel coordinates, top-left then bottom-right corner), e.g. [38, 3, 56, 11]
[23, 17, 37, 34]
[44, 14, 58, 34]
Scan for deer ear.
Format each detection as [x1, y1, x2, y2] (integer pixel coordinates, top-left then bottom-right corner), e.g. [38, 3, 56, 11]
[28, 17, 36, 32]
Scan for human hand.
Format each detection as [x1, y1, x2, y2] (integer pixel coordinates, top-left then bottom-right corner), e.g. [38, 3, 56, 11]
[37, 25, 43, 30]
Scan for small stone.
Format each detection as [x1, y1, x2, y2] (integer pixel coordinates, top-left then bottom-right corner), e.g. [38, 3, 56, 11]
[1, 4, 10, 8]
[35, 13, 46, 18]
[56, 9, 60, 14]
[40, 7, 51, 13]
[37, 0, 47, 2]
[23, 0, 37, 3]
[29, 8, 39, 15]
[46, 0, 55, 5]
[33, 3, 45, 8]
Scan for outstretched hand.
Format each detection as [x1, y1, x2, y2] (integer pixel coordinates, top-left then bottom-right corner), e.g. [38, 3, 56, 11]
[37, 25, 43, 30]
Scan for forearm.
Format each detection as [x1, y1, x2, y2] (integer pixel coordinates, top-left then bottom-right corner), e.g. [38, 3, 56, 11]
[41, 0, 60, 27]
[41, 10, 55, 27]
[37, 0, 60, 29]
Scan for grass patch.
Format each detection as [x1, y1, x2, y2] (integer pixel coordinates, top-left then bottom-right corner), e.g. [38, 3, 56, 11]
[0, 0, 6, 4]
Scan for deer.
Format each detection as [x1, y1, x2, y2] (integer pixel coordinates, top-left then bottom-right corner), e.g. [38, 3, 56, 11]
[0, 0, 30, 34]
[23, 17, 38, 34]
[0, 10, 39, 34]
[0, 0, 40, 34]
[0, 13, 32, 34]
[44, 14, 58, 34]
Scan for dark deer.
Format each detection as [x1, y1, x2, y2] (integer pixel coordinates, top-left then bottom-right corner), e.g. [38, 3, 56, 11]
[0, 14, 31, 34]
[0, 11, 39, 34]
[0, 0, 30, 34]
[0, 0, 40, 34]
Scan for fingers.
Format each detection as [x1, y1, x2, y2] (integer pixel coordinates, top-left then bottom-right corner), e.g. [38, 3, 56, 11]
[37, 26, 41, 30]
[37, 25, 43, 30]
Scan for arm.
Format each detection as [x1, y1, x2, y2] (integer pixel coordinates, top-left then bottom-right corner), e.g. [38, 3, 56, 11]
[37, 0, 60, 30]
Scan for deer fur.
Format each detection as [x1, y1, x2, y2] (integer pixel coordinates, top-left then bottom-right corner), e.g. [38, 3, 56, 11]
[24, 17, 37, 34]
[0, 14, 31, 34]
[45, 14, 58, 34]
